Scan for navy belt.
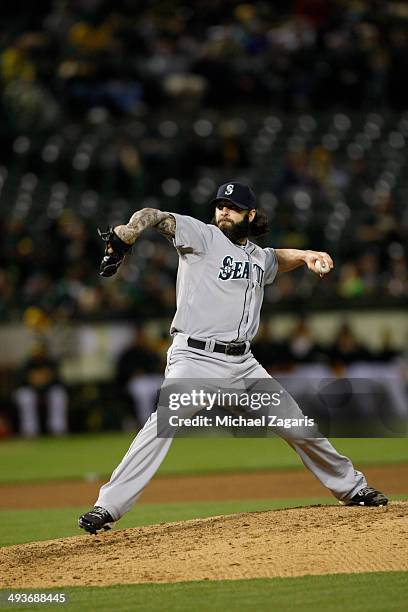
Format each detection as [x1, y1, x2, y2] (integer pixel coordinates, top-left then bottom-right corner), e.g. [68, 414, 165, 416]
[187, 337, 247, 356]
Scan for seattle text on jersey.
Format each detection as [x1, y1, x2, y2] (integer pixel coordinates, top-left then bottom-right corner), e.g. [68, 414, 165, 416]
[218, 256, 265, 285]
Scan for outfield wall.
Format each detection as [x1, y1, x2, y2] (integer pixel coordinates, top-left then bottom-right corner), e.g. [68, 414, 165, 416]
[0, 309, 407, 383]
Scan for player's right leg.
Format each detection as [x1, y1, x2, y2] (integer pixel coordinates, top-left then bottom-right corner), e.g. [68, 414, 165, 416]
[78, 410, 174, 533]
[79, 338, 218, 534]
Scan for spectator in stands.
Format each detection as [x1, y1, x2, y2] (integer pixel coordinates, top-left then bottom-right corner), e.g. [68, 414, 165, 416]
[337, 263, 366, 299]
[328, 323, 371, 372]
[288, 318, 319, 364]
[287, 318, 331, 380]
[116, 327, 162, 428]
[375, 327, 402, 363]
[13, 339, 68, 437]
[252, 322, 292, 373]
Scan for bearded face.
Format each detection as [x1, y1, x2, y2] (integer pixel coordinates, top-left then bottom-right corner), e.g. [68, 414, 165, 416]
[212, 202, 252, 244]
[215, 214, 250, 243]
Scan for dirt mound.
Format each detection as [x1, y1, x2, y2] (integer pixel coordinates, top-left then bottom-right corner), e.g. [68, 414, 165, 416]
[2, 502, 407, 588]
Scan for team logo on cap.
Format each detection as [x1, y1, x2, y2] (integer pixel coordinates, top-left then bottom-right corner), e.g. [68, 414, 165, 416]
[225, 184, 234, 195]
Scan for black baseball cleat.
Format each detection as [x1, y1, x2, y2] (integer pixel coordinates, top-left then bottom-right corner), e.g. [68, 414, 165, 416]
[78, 506, 114, 534]
[346, 487, 388, 507]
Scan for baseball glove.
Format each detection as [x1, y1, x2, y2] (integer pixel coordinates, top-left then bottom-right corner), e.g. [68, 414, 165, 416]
[98, 227, 132, 277]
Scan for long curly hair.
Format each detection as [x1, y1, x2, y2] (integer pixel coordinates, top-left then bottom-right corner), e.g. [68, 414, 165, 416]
[247, 209, 270, 237]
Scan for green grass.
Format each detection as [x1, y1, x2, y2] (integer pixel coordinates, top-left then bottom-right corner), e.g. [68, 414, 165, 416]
[1, 494, 407, 548]
[0, 434, 407, 483]
[0, 572, 407, 611]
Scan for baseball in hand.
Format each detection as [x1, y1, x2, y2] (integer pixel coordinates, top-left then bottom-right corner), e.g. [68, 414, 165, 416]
[315, 260, 330, 275]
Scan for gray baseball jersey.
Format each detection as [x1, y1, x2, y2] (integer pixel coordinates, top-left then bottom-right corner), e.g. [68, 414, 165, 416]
[169, 214, 278, 343]
[92, 211, 371, 522]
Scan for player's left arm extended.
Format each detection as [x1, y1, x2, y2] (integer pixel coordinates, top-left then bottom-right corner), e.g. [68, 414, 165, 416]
[275, 249, 334, 277]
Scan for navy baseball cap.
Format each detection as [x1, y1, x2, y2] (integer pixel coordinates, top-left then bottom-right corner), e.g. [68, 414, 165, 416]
[211, 181, 256, 210]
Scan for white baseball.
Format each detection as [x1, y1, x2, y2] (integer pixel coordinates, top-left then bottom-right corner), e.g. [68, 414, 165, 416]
[315, 260, 330, 274]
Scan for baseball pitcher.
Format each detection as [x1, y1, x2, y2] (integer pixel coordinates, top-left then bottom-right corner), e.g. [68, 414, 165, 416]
[79, 181, 388, 534]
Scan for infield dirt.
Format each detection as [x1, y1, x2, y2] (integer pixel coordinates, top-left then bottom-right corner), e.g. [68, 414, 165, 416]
[1, 464, 407, 509]
[1, 502, 407, 587]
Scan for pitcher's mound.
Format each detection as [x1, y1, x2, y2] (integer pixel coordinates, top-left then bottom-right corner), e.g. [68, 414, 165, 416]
[2, 502, 407, 588]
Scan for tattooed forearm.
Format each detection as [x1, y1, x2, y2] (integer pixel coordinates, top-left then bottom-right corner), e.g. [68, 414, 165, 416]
[154, 215, 176, 242]
[114, 209, 176, 245]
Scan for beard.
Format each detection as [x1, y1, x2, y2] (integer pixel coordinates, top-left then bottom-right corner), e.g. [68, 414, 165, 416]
[213, 214, 250, 243]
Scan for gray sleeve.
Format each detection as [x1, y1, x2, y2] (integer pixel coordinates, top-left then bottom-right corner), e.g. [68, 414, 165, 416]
[170, 213, 211, 256]
[264, 247, 279, 285]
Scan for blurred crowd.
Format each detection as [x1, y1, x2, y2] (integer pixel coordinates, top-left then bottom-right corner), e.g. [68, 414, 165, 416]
[0, 182, 406, 321]
[2, 0, 408, 126]
[253, 319, 405, 370]
[0, 0, 407, 321]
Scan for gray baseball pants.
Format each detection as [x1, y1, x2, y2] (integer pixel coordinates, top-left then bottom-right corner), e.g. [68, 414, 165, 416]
[96, 334, 366, 520]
